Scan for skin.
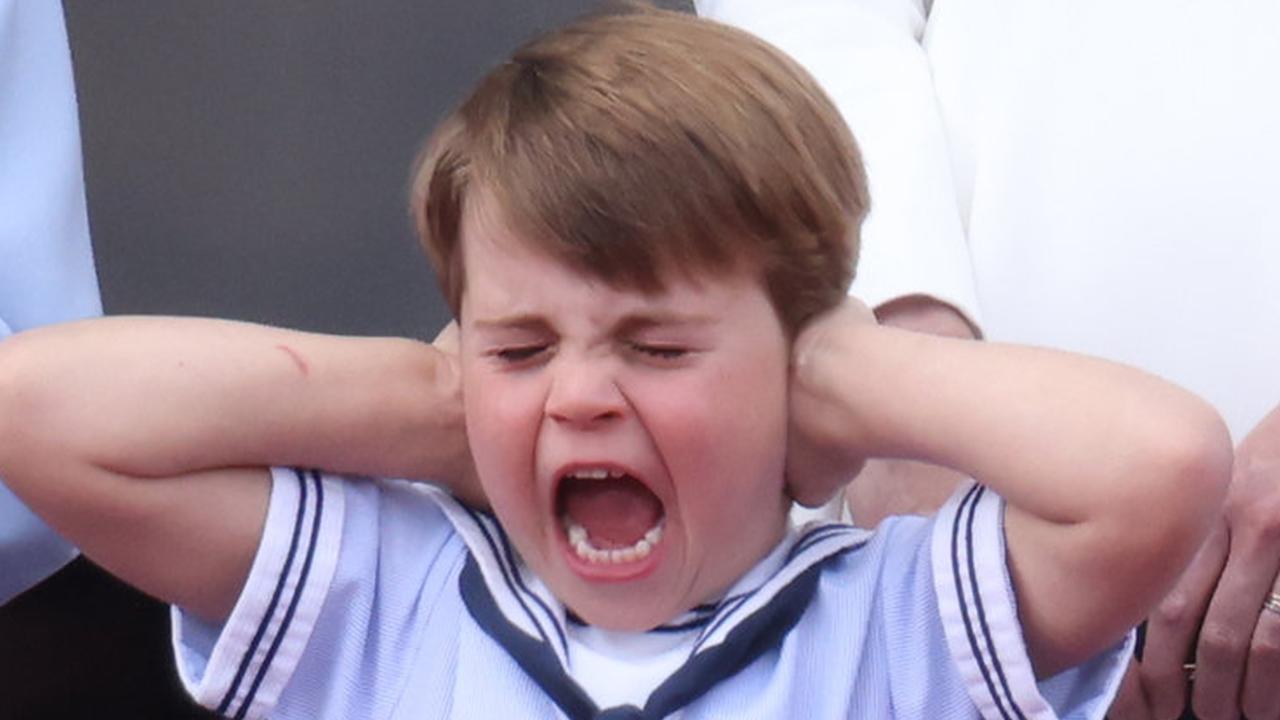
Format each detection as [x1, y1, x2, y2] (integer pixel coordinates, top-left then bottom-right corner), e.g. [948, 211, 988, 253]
[841, 295, 974, 526]
[457, 202, 791, 631]
[0, 319, 472, 621]
[1111, 404, 1280, 720]
[790, 298, 1231, 675]
[0, 218, 1231, 682]
[860, 296, 1280, 717]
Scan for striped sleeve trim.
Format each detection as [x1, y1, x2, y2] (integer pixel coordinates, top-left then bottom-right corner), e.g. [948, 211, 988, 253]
[932, 483, 1052, 720]
[176, 468, 344, 720]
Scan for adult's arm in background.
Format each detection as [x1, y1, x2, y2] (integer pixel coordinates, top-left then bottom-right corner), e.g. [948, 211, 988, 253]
[0, 0, 104, 604]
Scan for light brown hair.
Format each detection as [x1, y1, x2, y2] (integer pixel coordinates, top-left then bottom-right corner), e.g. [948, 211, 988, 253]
[410, 3, 867, 336]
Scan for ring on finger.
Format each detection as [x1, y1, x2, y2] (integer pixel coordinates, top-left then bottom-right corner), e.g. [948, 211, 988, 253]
[1263, 592, 1280, 616]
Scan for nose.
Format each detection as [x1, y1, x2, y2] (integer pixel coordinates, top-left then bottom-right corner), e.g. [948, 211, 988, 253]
[544, 354, 626, 428]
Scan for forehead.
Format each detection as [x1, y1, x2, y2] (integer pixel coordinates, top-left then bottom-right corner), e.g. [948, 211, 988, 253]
[457, 197, 763, 323]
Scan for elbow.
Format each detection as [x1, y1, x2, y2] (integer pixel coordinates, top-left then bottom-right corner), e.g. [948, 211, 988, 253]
[1088, 401, 1231, 618]
[1170, 402, 1232, 514]
[1134, 400, 1232, 553]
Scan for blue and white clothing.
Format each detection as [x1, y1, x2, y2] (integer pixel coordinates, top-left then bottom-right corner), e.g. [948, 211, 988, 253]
[0, 0, 103, 603]
[172, 469, 1130, 719]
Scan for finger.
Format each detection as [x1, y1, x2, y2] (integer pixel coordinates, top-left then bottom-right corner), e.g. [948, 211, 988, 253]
[1241, 582, 1280, 720]
[1139, 524, 1227, 719]
[432, 320, 459, 353]
[1108, 658, 1153, 720]
[1192, 528, 1280, 720]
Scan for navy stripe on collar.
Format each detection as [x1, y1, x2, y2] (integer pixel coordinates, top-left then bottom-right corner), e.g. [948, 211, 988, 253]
[461, 557, 597, 720]
[463, 505, 568, 659]
[431, 482, 871, 719]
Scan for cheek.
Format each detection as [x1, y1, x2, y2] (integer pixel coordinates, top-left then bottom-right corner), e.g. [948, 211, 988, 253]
[641, 358, 790, 497]
[463, 371, 543, 498]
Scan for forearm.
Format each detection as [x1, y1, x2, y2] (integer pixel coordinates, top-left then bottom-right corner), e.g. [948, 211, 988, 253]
[845, 296, 976, 526]
[801, 320, 1229, 527]
[796, 314, 1232, 670]
[0, 316, 467, 487]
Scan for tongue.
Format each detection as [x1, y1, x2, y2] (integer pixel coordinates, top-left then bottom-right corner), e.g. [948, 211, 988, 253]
[561, 475, 663, 548]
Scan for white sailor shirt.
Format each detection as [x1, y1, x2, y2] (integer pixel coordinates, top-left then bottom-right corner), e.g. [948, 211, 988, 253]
[171, 468, 1130, 719]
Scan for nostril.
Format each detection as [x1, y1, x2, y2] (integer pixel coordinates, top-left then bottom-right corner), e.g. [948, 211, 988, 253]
[545, 372, 627, 425]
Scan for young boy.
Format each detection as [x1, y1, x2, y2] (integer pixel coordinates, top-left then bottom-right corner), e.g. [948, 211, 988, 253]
[0, 6, 1231, 719]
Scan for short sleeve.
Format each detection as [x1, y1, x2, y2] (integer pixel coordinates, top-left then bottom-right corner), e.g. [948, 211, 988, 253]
[695, 0, 982, 331]
[170, 468, 468, 720]
[930, 484, 1132, 719]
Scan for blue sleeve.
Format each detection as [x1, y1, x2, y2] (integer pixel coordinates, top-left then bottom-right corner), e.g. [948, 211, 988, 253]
[0, 0, 103, 604]
[170, 469, 469, 720]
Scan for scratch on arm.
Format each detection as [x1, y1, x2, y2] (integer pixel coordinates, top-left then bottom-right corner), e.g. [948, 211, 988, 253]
[274, 344, 310, 377]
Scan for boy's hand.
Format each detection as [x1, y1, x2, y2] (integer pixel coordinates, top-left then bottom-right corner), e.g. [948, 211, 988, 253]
[785, 298, 876, 507]
[429, 322, 485, 508]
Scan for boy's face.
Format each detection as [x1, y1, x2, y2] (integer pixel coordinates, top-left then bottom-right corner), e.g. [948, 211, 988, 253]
[458, 205, 792, 631]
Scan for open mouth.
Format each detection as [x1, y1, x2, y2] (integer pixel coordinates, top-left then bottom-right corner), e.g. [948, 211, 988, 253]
[556, 467, 666, 566]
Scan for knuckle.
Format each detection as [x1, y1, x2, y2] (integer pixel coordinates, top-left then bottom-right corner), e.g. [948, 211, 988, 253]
[1226, 482, 1280, 540]
[1251, 631, 1280, 664]
[1198, 622, 1249, 664]
[1239, 505, 1280, 543]
[1151, 592, 1198, 630]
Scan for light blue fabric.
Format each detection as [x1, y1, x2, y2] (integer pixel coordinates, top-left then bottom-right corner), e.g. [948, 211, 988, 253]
[0, 0, 103, 603]
[173, 472, 1130, 719]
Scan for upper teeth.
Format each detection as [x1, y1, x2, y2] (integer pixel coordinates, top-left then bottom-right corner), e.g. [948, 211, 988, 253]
[567, 467, 622, 480]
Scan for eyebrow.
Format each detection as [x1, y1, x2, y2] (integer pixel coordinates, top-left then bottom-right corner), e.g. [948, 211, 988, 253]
[470, 314, 551, 333]
[611, 312, 715, 335]
[470, 311, 716, 335]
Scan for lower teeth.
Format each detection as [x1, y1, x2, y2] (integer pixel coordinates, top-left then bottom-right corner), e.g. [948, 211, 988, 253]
[564, 519, 663, 564]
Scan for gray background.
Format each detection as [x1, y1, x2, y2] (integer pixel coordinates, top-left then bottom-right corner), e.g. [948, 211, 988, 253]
[0, 3, 689, 717]
[65, 0, 690, 338]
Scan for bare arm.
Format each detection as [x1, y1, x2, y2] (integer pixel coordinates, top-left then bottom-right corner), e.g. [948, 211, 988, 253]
[0, 316, 471, 621]
[1115, 402, 1280, 720]
[844, 296, 977, 526]
[790, 299, 1232, 676]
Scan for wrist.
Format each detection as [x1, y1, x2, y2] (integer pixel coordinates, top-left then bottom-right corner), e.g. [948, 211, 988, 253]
[791, 314, 885, 456]
[807, 323, 961, 461]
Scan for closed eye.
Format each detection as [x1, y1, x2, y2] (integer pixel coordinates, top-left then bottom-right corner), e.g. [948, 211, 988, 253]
[492, 345, 549, 363]
[630, 343, 690, 361]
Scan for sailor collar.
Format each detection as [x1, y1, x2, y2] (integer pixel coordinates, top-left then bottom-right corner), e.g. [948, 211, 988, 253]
[423, 487, 871, 720]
